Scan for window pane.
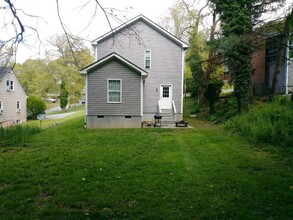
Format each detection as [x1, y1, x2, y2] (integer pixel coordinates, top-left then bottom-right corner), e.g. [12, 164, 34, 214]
[145, 50, 151, 68]
[108, 80, 121, 102]
[109, 92, 120, 102]
[163, 87, 169, 98]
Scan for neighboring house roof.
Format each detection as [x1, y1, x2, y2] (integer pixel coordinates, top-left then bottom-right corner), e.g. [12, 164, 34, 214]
[91, 14, 188, 49]
[0, 67, 12, 79]
[80, 52, 148, 78]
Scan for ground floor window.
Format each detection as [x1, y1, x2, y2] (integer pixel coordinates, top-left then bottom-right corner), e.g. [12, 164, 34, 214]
[108, 79, 122, 103]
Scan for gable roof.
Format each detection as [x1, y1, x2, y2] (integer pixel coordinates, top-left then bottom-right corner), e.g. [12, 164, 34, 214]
[80, 52, 148, 78]
[0, 67, 12, 79]
[91, 14, 188, 49]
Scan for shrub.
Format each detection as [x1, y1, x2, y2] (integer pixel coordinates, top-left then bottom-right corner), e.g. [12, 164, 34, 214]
[27, 96, 46, 120]
[224, 100, 293, 148]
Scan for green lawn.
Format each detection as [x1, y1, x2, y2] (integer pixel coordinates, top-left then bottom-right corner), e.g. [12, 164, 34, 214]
[0, 109, 292, 219]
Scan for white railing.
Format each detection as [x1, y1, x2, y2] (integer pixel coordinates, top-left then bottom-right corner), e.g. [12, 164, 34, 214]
[172, 100, 177, 121]
[157, 100, 162, 114]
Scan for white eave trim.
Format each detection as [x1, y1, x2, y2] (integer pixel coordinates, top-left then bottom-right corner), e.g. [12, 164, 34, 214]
[91, 14, 188, 49]
[80, 53, 148, 78]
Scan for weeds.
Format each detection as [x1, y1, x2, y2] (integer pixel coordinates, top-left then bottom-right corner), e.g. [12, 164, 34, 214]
[224, 98, 293, 148]
[0, 125, 41, 147]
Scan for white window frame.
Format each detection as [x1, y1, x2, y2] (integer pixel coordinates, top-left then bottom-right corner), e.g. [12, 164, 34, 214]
[16, 101, 21, 113]
[145, 50, 151, 69]
[6, 80, 14, 91]
[0, 101, 3, 114]
[107, 79, 122, 103]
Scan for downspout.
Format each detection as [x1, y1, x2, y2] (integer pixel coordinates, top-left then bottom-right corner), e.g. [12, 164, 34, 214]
[85, 74, 88, 128]
[141, 77, 144, 118]
[286, 40, 289, 94]
[181, 48, 186, 115]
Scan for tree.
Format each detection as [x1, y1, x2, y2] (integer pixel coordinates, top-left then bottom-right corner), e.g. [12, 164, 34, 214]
[211, 0, 284, 112]
[0, 0, 121, 66]
[159, 0, 207, 42]
[14, 59, 57, 97]
[47, 34, 94, 104]
[59, 80, 68, 111]
[27, 96, 46, 120]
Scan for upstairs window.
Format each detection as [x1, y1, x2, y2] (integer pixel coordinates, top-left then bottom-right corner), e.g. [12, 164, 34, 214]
[108, 79, 122, 103]
[6, 80, 14, 91]
[16, 101, 21, 113]
[145, 50, 151, 69]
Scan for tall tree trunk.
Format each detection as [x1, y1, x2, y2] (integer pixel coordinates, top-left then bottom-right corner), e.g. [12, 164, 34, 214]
[271, 9, 292, 94]
[199, 10, 218, 106]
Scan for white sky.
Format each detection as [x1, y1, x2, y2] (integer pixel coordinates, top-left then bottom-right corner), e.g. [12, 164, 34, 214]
[3, 0, 293, 63]
[12, 0, 176, 63]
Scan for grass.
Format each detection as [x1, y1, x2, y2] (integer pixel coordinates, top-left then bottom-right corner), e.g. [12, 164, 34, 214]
[0, 107, 292, 219]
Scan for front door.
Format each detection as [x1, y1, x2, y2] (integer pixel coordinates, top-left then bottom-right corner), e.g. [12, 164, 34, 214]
[160, 85, 172, 109]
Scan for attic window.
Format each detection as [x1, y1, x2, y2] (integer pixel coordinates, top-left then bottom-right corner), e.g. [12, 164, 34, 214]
[145, 50, 151, 69]
[6, 80, 14, 91]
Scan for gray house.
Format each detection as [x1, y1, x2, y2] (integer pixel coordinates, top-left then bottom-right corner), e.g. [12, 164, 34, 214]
[80, 15, 188, 128]
[0, 67, 27, 127]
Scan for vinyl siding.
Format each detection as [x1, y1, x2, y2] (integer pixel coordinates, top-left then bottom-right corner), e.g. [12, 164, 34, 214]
[87, 59, 141, 115]
[288, 59, 293, 93]
[96, 20, 183, 114]
[0, 71, 27, 127]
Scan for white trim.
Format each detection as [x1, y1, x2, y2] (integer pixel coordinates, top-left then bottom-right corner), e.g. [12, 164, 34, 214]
[181, 49, 186, 114]
[159, 84, 172, 109]
[91, 15, 188, 49]
[141, 78, 143, 117]
[107, 79, 122, 103]
[16, 100, 21, 113]
[286, 40, 290, 94]
[145, 49, 151, 69]
[6, 79, 14, 91]
[80, 53, 148, 78]
[0, 101, 3, 114]
[85, 75, 88, 116]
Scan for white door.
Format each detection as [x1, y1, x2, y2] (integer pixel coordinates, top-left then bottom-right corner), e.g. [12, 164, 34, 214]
[160, 85, 172, 109]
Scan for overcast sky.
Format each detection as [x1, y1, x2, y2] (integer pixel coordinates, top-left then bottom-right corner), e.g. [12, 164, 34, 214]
[12, 0, 176, 63]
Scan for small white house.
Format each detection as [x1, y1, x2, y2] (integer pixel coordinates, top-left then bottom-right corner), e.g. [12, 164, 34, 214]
[0, 67, 27, 127]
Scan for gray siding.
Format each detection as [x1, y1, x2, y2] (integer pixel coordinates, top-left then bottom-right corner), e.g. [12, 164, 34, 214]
[267, 61, 287, 94]
[0, 71, 27, 127]
[288, 59, 293, 93]
[96, 20, 183, 115]
[87, 59, 141, 115]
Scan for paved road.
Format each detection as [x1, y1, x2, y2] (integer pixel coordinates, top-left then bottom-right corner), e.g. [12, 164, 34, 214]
[45, 112, 77, 120]
[45, 106, 62, 114]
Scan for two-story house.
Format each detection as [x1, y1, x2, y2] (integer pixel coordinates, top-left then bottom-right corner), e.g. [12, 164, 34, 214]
[0, 67, 27, 127]
[80, 15, 188, 128]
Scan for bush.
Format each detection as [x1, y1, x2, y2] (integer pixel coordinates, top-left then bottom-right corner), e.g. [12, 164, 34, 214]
[0, 125, 40, 147]
[27, 96, 46, 120]
[224, 100, 293, 148]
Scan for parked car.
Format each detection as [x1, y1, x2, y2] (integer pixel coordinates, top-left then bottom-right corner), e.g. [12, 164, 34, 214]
[48, 98, 58, 103]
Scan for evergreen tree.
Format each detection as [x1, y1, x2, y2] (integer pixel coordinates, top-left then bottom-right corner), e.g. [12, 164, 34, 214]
[60, 80, 68, 111]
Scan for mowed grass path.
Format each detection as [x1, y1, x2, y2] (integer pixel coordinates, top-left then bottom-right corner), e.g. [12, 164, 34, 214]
[0, 113, 292, 219]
